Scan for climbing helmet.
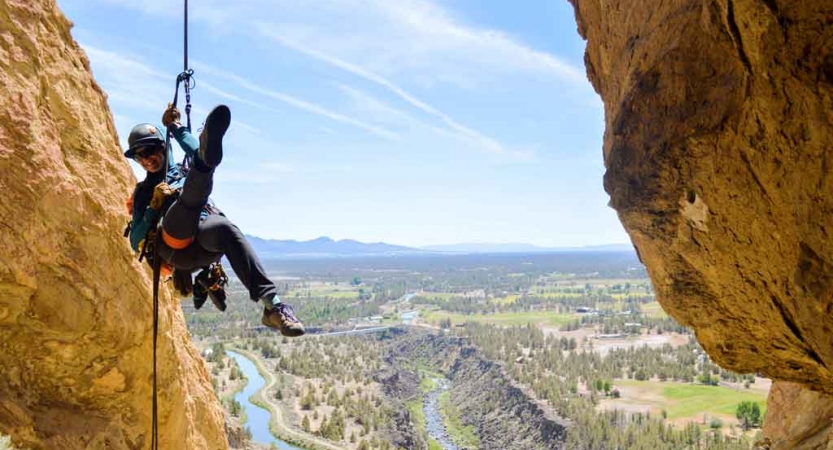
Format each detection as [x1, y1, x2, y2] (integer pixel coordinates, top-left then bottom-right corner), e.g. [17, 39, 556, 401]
[124, 123, 165, 159]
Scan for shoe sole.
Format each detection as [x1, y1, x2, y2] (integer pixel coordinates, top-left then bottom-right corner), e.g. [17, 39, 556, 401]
[261, 315, 305, 337]
[202, 105, 231, 167]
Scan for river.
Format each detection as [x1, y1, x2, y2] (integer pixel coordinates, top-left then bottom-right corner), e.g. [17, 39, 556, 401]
[226, 350, 307, 450]
[423, 378, 458, 450]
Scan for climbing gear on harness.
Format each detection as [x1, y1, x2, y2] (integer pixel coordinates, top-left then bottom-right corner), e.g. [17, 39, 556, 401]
[150, 182, 174, 211]
[139, 229, 157, 268]
[197, 105, 231, 169]
[124, 124, 165, 159]
[193, 262, 228, 311]
[262, 302, 306, 337]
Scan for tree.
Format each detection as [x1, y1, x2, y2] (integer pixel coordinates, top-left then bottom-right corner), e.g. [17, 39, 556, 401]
[603, 380, 612, 395]
[736, 401, 762, 430]
[301, 415, 311, 432]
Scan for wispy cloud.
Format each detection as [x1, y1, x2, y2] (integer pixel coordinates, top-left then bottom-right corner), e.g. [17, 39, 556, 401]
[192, 61, 401, 141]
[364, 0, 585, 83]
[336, 84, 455, 139]
[198, 80, 272, 111]
[82, 41, 398, 142]
[247, 0, 586, 86]
[261, 28, 513, 155]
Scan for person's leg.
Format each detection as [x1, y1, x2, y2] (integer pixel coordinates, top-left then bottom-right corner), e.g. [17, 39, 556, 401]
[160, 104, 229, 250]
[195, 214, 305, 336]
[194, 214, 277, 301]
[161, 168, 213, 249]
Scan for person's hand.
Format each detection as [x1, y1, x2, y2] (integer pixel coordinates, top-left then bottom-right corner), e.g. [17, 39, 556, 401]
[150, 182, 174, 210]
[162, 102, 181, 128]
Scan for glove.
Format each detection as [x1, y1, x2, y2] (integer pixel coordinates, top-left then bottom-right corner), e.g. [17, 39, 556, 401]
[162, 102, 181, 128]
[150, 182, 174, 211]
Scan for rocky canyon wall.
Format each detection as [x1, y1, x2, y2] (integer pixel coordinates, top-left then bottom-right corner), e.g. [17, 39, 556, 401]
[0, 0, 227, 448]
[568, 0, 832, 448]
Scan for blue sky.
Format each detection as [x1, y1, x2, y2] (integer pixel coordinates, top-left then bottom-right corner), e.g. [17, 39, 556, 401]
[58, 0, 629, 248]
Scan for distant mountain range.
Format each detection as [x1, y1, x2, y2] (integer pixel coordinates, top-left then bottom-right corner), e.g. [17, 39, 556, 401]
[246, 235, 634, 258]
[420, 243, 635, 253]
[246, 235, 421, 258]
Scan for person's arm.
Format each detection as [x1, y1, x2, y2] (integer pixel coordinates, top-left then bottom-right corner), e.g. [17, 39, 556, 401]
[162, 104, 199, 158]
[170, 124, 199, 158]
[128, 186, 160, 252]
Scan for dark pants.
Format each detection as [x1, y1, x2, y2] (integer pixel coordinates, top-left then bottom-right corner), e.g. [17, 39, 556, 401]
[157, 168, 277, 301]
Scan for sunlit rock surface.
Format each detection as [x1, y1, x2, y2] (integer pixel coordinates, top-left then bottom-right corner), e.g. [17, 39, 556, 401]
[569, 1, 832, 448]
[0, 0, 227, 448]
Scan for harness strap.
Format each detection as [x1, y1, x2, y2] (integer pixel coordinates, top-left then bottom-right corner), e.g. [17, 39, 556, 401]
[161, 229, 194, 250]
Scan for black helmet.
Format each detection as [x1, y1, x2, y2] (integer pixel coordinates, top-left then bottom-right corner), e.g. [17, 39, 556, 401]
[124, 123, 165, 158]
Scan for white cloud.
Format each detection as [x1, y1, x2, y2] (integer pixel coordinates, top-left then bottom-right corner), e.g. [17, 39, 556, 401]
[261, 29, 514, 155]
[249, 0, 585, 86]
[192, 61, 401, 141]
[80, 41, 399, 142]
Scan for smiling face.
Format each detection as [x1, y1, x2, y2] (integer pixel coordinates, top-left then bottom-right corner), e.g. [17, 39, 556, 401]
[133, 144, 165, 173]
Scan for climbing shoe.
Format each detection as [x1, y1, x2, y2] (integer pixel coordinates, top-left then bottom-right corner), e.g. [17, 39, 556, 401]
[261, 303, 305, 337]
[198, 104, 231, 169]
[195, 269, 227, 312]
[192, 283, 208, 310]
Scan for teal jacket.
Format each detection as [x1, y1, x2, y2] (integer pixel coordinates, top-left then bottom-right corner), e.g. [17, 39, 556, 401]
[128, 125, 200, 252]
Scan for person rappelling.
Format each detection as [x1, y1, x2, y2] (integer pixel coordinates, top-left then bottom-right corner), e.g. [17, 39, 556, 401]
[124, 104, 305, 337]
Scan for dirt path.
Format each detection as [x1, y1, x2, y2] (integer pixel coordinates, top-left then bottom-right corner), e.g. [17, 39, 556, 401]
[230, 347, 345, 450]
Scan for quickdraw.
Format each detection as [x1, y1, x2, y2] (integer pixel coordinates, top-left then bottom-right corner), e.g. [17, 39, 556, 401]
[193, 262, 229, 312]
[207, 262, 229, 291]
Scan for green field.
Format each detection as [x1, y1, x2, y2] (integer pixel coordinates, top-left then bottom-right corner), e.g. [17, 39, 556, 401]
[613, 380, 767, 420]
[532, 291, 584, 298]
[287, 289, 360, 299]
[641, 302, 668, 318]
[419, 292, 464, 300]
[663, 384, 767, 418]
[426, 310, 575, 327]
[494, 294, 521, 305]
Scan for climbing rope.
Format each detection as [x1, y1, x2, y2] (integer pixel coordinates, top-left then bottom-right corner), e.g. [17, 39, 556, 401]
[150, 225, 161, 450]
[150, 0, 195, 448]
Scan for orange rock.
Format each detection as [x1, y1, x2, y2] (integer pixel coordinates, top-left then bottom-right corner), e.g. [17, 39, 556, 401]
[0, 0, 227, 448]
[570, 0, 833, 447]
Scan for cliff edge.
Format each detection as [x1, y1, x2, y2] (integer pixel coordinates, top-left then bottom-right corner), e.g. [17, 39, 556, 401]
[0, 0, 227, 448]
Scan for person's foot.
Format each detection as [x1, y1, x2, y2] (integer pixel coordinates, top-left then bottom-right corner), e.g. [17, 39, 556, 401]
[198, 105, 231, 168]
[261, 303, 305, 337]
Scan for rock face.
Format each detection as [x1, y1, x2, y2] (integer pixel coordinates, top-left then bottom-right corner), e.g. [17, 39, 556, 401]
[0, 0, 227, 449]
[569, 0, 832, 448]
[764, 381, 833, 450]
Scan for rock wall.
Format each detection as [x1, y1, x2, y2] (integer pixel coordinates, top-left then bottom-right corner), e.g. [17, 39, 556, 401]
[569, 0, 832, 448]
[0, 0, 227, 449]
[764, 381, 833, 450]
